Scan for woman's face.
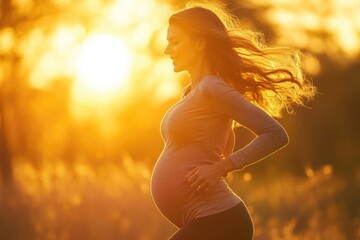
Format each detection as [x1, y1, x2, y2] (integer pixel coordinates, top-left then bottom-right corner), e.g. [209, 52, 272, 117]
[164, 23, 201, 73]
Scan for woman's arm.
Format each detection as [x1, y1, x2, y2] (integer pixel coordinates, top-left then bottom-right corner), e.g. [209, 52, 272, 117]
[201, 76, 289, 172]
[186, 76, 289, 192]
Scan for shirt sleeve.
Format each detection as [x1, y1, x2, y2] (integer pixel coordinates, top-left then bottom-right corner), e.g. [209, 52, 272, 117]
[200, 77, 289, 170]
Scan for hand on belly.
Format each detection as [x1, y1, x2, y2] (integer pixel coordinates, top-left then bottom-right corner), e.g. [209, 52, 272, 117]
[185, 161, 226, 192]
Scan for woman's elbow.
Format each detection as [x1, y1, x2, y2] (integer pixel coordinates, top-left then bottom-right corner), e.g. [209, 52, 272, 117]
[269, 123, 289, 148]
[278, 126, 290, 148]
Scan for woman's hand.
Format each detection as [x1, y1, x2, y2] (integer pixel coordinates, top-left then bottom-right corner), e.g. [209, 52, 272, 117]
[186, 158, 236, 192]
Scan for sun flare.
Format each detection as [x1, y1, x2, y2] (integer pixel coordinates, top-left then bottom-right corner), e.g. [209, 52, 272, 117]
[75, 34, 133, 98]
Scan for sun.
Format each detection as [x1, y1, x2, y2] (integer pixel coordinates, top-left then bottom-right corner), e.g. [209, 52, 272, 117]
[74, 34, 133, 100]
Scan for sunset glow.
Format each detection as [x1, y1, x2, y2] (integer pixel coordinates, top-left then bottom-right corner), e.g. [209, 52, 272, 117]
[1, 0, 359, 239]
[74, 34, 133, 100]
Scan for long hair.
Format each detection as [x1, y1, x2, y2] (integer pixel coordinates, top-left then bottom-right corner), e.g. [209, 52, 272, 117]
[169, 2, 316, 117]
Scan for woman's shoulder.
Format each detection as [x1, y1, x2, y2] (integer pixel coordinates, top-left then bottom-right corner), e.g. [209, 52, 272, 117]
[201, 75, 224, 85]
[198, 75, 230, 95]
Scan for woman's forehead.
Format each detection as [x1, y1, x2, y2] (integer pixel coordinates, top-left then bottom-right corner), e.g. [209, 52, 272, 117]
[166, 24, 187, 40]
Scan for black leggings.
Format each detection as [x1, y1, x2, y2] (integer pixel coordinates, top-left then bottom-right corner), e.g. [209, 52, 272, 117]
[169, 202, 254, 240]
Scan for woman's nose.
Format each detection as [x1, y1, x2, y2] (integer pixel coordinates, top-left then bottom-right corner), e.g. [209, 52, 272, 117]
[164, 44, 171, 55]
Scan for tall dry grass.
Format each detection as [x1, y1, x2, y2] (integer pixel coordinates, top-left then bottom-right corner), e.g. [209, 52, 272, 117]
[0, 158, 358, 240]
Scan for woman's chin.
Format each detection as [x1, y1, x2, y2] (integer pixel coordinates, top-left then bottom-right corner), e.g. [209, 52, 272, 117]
[173, 65, 185, 73]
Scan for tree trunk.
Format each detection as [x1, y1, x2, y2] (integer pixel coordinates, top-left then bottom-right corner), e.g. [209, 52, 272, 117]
[0, 97, 13, 186]
[0, 0, 14, 186]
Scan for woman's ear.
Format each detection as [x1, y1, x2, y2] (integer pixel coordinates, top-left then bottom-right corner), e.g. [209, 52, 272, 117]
[196, 38, 207, 52]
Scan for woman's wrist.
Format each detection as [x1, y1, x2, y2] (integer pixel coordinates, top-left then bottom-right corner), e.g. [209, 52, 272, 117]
[217, 157, 236, 176]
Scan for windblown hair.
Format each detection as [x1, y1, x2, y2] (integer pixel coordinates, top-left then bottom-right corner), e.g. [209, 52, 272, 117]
[169, 2, 316, 117]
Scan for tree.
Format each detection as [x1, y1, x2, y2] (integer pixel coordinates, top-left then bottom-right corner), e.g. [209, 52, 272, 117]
[0, 0, 14, 186]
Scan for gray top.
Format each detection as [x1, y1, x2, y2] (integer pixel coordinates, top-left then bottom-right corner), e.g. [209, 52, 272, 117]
[151, 75, 289, 227]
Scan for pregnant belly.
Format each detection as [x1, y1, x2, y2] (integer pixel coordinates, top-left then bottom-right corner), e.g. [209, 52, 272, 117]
[151, 152, 199, 223]
[150, 148, 239, 227]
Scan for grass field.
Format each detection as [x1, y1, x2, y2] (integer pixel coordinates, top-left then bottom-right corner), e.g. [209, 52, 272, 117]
[1, 159, 358, 240]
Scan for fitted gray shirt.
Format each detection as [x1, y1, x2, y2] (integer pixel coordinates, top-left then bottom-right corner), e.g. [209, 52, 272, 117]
[151, 75, 289, 227]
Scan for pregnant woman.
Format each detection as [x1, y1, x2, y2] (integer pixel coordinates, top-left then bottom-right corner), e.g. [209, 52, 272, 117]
[151, 3, 315, 240]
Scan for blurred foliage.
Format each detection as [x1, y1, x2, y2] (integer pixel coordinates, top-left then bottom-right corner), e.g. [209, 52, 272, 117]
[0, 0, 359, 239]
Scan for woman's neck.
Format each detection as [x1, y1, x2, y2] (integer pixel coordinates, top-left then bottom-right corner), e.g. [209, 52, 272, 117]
[188, 57, 216, 89]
